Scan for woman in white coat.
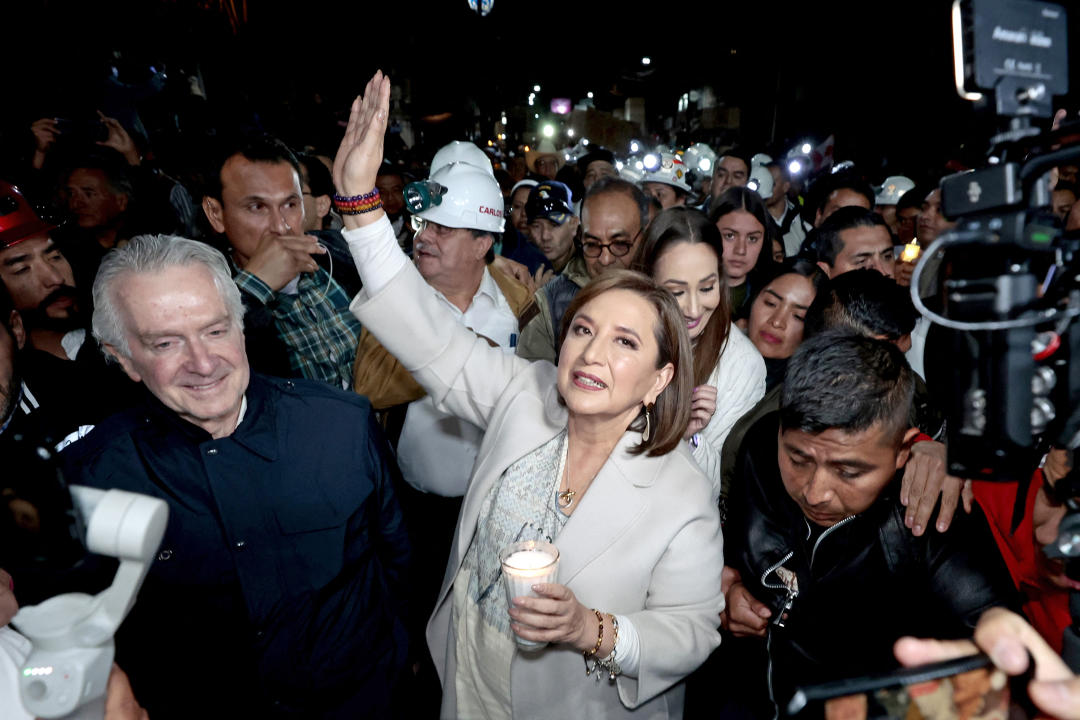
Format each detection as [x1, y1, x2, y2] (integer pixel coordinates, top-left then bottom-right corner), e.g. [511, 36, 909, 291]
[636, 207, 767, 504]
[335, 72, 724, 720]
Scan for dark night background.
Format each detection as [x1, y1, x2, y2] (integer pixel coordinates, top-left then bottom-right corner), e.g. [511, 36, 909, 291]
[3, 0, 1079, 184]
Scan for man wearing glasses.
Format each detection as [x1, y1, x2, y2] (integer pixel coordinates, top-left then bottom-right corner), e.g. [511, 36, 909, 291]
[516, 176, 651, 364]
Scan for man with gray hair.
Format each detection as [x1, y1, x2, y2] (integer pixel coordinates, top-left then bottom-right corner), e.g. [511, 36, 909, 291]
[61, 234, 410, 719]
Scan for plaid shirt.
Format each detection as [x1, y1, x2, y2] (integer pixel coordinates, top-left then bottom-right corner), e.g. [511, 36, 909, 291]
[234, 269, 362, 389]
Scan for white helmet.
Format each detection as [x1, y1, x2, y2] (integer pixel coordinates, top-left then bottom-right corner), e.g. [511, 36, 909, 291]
[875, 175, 915, 205]
[410, 162, 505, 233]
[640, 151, 692, 192]
[746, 164, 774, 199]
[750, 153, 773, 168]
[430, 141, 495, 177]
[682, 143, 717, 174]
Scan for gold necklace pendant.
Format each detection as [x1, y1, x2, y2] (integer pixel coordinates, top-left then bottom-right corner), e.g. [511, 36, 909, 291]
[557, 489, 576, 508]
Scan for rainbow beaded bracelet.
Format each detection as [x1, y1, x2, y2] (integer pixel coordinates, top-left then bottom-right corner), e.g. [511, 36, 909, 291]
[333, 189, 382, 215]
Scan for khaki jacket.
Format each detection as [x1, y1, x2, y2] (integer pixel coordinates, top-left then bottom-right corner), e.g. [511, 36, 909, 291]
[352, 265, 534, 409]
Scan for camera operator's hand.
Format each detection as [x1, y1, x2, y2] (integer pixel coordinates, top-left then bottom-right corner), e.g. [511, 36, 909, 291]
[0, 569, 16, 626]
[901, 440, 969, 536]
[29, 118, 59, 170]
[96, 112, 141, 167]
[895, 608, 1080, 720]
[720, 566, 771, 637]
[104, 664, 148, 720]
[1042, 447, 1073, 488]
[333, 70, 390, 230]
[242, 234, 326, 293]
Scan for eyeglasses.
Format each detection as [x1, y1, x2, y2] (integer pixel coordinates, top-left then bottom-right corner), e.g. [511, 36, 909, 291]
[581, 237, 635, 258]
[411, 217, 458, 238]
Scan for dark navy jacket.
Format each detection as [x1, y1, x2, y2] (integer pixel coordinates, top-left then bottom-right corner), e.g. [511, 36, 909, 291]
[60, 374, 410, 718]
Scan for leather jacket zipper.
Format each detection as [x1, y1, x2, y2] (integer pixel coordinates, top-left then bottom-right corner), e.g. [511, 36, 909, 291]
[810, 514, 857, 569]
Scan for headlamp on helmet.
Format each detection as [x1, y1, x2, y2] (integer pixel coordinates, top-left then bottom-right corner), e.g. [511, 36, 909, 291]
[404, 181, 448, 214]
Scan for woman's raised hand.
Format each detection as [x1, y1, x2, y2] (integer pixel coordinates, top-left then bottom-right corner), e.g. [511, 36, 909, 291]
[333, 70, 391, 200]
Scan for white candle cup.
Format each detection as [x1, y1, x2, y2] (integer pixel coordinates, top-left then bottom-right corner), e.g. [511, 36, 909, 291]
[499, 540, 560, 651]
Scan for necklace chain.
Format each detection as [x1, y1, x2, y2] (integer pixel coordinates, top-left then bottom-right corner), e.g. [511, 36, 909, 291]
[555, 431, 574, 508]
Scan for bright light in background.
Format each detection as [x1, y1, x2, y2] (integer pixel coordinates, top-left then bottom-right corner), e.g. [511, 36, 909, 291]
[487, 140, 493, 147]
[582, 138, 589, 145]
[501, 115, 507, 124]
[630, 141, 640, 153]
[641, 57, 651, 65]
[533, 84, 541, 92]
[747, 179, 759, 191]
[587, 91, 594, 99]
[635, 160, 644, 170]
[542, 124, 555, 138]
[800, 143, 812, 154]
[616, 160, 624, 170]
[564, 154, 571, 161]
[567, 128, 575, 137]
[642, 153, 659, 172]
[699, 157, 712, 172]
[550, 98, 572, 115]
[788, 159, 803, 174]
[528, 98, 534, 106]
[534, 113, 540, 119]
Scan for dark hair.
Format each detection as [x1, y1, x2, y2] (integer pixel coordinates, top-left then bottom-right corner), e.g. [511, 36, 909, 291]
[1053, 180, 1079, 199]
[558, 269, 693, 456]
[806, 170, 875, 221]
[708, 186, 778, 313]
[715, 147, 752, 176]
[637, 207, 732, 386]
[781, 330, 914, 442]
[585, 176, 651, 234]
[0, 282, 15, 334]
[895, 185, 924, 215]
[203, 134, 302, 202]
[65, 149, 135, 199]
[748, 258, 829, 308]
[802, 268, 918, 343]
[296, 152, 334, 198]
[811, 206, 890, 267]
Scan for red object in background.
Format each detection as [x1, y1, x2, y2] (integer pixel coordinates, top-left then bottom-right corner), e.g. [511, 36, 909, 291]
[972, 472, 1071, 653]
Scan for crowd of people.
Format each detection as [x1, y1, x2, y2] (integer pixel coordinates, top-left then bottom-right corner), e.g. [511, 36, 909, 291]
[0, 66, 1078, 720]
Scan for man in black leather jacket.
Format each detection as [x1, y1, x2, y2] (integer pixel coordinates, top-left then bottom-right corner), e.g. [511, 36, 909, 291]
[723, 332, 1016, 714]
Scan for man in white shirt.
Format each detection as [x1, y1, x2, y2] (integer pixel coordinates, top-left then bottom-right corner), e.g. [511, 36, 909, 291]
[352, 160, 529, 497]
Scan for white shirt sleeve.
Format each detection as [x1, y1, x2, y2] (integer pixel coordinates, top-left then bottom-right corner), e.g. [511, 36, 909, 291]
[0, 628, 34, 720]
[604, 614, 641, 678]
[342, 215, 409, 296]
[691, 327, 766, 502]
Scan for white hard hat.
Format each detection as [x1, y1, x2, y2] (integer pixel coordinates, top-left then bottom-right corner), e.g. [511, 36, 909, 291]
[875, 175, 915, 205]
[430, 141, 495, 177]
[746, 164, 774, 199]
[414, 162, 505, 233]
[751, 153, 773, 168]
[682, 143, 717, 174]
[640, 151, 691, 192]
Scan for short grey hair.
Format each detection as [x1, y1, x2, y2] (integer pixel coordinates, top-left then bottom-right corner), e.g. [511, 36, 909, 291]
[92, 234, 244, 357]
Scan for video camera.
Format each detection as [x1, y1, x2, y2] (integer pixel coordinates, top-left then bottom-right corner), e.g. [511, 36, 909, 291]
[911, 0, 1080, 670]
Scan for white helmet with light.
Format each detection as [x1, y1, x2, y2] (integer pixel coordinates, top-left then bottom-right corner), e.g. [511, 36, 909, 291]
[751, 153, 773, 168]
[875, 175, 915, 205]
[683, 143, 717, 175]
[640, 151, 692, 192]
[406, 162, 505, 233]
[430, 141, 495, 177]
[746, 164, 775, 199]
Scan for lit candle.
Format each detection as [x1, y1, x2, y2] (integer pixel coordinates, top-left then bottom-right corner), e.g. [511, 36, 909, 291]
[500, 540, 560, 650]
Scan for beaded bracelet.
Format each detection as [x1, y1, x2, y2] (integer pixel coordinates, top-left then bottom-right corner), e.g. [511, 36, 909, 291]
[333, 189, 382, 215]
[594, 615, 622, 680]
[586, 609, 604, 657]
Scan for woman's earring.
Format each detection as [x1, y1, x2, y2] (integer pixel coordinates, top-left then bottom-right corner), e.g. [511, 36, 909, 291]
[642, 404, 651, 442]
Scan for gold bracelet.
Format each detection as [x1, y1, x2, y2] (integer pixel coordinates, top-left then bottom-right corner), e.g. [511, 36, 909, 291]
[582, 608, 604, 675]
